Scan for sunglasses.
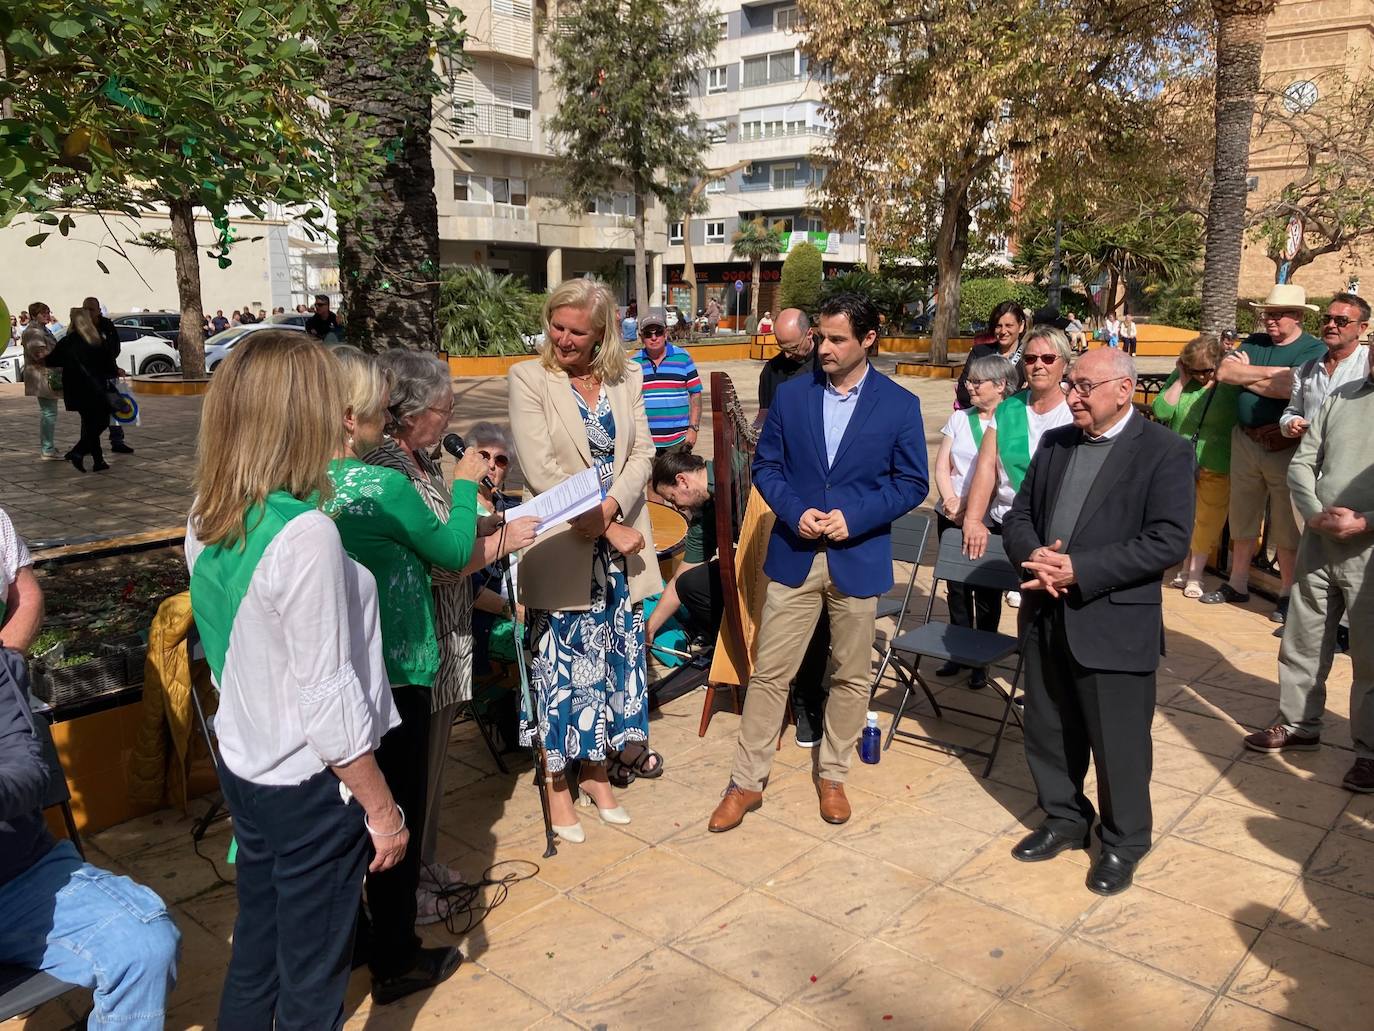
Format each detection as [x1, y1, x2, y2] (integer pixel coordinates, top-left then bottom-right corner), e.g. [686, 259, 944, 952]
[1321, 314, 1362, 328]
[1184, 367, 1216, 377]
[640, 327, 666, 338]
[1022, 353, 1061, 366]
[478, 449, 510, 469]
[1261, 311, 1301, 322]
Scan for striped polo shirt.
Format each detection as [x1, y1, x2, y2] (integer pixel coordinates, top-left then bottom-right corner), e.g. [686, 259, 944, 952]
[634, 343, 703, 448]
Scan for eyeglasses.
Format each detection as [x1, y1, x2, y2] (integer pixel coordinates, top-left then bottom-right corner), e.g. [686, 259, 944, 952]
[1321, 314, 1363, 328]
[478, 449, 510, 469]
[640, 327, 666, 338]
[1183, 367, 1215, 377]
[1022, 353, 1061, 366]
[1261, 311, 1300, 322]
[1061, 375, 1129, 397]
[427, 404, 453, 419]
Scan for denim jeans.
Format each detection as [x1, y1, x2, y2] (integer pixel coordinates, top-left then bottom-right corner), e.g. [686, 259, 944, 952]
[37, 397, 58, 455]
[0, 840, 180, 1030]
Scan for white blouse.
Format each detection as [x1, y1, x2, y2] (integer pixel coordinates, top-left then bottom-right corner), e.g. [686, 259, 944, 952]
[186, 511, 398, 786]
[939, 408, 995, 502]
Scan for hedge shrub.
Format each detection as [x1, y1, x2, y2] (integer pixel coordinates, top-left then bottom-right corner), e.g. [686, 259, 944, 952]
[779, 242, 824, 312]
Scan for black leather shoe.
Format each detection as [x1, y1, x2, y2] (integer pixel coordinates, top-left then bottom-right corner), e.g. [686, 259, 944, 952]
[1086, 852, 1138, 896]
[371, 945, 463, 1006]
[1011, 825, 1091, 863]
[110, 442, 135, 454]
[935, 661, 961, 677]
[968, 669, 987, 690]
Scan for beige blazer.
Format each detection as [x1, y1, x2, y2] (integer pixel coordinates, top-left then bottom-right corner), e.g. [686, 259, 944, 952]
[507, 359, 662, 611]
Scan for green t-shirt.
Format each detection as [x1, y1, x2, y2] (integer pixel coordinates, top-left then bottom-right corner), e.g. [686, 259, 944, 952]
[683, 466, 717, 565]
[1236, 331, 1324, 427]
[1151, 372, 1239, 474]
[324, 458, 477, 688]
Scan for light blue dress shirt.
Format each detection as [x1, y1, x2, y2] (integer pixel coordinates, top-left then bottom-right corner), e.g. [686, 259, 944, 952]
[822, 364, 870, 467]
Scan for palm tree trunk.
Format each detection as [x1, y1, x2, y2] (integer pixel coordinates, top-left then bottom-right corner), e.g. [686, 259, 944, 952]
[682, 221, 697, 315]
[327, 37, 439, 351]
[930, 186, 971, 367]
[750, 256, 761, 324]
[167, 196, 206, 378]
[1200, 4, 1274, 334]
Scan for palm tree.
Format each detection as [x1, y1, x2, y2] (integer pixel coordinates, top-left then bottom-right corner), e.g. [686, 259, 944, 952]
[730, 217, 787, 327]
[1200, 0, 1277, 334]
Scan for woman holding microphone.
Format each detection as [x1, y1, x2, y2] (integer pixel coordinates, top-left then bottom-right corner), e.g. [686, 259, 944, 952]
[186, 331, 404, 1028]
[508, 278, 661, 843]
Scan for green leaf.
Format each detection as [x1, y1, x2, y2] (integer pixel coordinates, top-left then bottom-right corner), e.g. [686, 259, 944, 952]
[25, 232, 49, 246]
[48, 18, 85, 39]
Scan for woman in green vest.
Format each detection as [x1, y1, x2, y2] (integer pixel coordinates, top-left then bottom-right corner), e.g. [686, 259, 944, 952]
[325, 348, 488, 1005]
[186, 331, 407, 1027]
[1152, 333, 1236, 598]
[962, 326, 1075, 564]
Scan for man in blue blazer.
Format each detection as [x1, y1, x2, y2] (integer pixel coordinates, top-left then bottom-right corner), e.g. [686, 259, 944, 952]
[710, 293, 928, 832]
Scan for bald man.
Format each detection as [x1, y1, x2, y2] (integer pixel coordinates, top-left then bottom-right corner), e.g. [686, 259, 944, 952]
[757, 307, 818, 411]
[1002, 348, 1193, 896]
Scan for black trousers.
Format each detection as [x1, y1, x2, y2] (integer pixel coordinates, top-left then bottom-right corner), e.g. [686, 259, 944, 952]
[677, 558, 830, 722]
[218, 764, 369, 1031]
[359, 684, 430, 980]
[937, 514, 1003, 636]
[1022, 601, 1156, 861]
[73, 405, 107, 460]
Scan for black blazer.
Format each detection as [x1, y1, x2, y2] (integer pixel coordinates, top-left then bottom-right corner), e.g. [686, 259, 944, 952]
[1002, 413, 1194, 673]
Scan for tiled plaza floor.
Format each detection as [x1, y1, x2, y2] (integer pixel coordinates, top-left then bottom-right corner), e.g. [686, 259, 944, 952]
[9, 356, 1362, 1030]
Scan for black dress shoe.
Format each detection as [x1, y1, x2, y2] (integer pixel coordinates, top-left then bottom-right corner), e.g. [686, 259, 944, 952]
[65, 451, 86, 473]
[371, 945, 463, 1005]
[91, 459, 111, 472]
[935, 660, 962, 677]
[1011, 825, 1091, 863]
[1087, 852, 1138, 896]
[110, 442, 135, 454]
[968, 669, 987, 690]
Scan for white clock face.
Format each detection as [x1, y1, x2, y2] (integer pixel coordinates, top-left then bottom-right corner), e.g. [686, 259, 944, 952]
[1283, 80, 1319, 114]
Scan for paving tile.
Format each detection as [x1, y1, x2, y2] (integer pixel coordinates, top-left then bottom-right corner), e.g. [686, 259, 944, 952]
[565, 948, 774, 1029]
[1272, 877, 1374, 967]
[1074, 885, 1259, 990]
[1015, 938, 1212, 1031]
[1171, 796, 1327, 874]
[1200, 998, 1310, 1030]
[1239, 744, 1365, 790]
[747, 1006, 832, 1030]
[1336, 790, 1374, 843]
[895, 764, 1037, 835]
[1150, 740, 1232, 794]
[1132, 835, 1296, 928]
[840, 747, 950, 801]
[502, 821, 646, 892]
[1209, 761, 1351, 828]
[675, 891, 862, 1004]
[790, 939, 999, 1028]
[833, 800, 990, 881]
[663, 811, 820, 886]
[1303, 831, 1374, 896]
[977, 1002, 1074, 1031]
[611, 773, 722, 846]
[1151, 705, 1249, 759]
[473, 897, 656, 1010]
[342, 964, 550, 1029]
[572, 846, 744, 943]
[878, 886, 1059, 994]
[758, 839, 933, 937]
[946, 833, 1102, 930]
[1163, 683, 1281, 730]
[1229, 930, 1374, 1029]
[748, 768, 886, 839]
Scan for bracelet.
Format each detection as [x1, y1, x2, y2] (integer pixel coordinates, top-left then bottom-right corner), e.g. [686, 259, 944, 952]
[689, 424, 699, 431]
[364, 804, 406, 837]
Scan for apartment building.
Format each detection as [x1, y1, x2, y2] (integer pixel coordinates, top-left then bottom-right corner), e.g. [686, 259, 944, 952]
[662, 1, 868, 320]
[434, 0, 669, 297]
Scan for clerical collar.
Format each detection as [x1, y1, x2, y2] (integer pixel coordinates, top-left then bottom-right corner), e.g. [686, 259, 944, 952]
[1085, 406, 1132, 443]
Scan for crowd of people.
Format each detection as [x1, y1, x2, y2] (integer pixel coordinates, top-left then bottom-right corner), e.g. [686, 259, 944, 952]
[0, 273, 1369, 1027]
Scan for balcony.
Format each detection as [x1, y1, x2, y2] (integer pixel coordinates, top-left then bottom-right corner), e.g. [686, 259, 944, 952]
[465, 2, 535, 62]
[453, 103, 542, 155]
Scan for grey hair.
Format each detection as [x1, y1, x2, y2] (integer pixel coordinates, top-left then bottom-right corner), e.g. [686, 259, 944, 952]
[1090, 345, 1138, 383]
[375, 348, 451, 429]
[965, 354, 1017, 397]
[468, 421, 509, 449]
[1023, 324, 1074, 367]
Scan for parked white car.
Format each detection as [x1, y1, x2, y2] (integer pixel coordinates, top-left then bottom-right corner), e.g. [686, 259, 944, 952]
[205, 322, 305, 372]
[52, 328, 181, 376]
[0, 342, 23, 384]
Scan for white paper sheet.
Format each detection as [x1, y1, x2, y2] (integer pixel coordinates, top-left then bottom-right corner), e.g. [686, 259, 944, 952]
[504, 466, 604, 536]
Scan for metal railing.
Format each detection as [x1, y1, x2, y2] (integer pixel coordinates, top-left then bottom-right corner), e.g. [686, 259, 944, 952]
[454, 102, 533, 141]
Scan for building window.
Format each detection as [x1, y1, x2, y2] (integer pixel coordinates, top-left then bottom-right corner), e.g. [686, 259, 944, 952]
[742, 50, 797, 88]
[585, 192, 635, 217]
[706, 221, 726, 244]
[810, 164, 827, 187]
[493, 0, 532, 16]
[775, 6, 800, 32]
[706, 119, 728, 143]
[802, 214, 824, 234]
[1247, 176, 1260, 192]
[670, 221, 684, 243]
[771, 216, 795, 233]
[453, 173, 469, 201]
[716, 16, 728, 39]
[772, 163, 801, 190]
[705, 177, 726, 194]
[490, 177, 527, 206]
[706, 66, 728, 94]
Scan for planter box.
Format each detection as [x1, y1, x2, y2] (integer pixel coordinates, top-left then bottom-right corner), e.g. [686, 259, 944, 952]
[131, 374, 211, 396]
[894, 362, 960, 379]
[30, 653, 128, 706]
[447, 354, 536, 378]
[100, 633, 148, 687]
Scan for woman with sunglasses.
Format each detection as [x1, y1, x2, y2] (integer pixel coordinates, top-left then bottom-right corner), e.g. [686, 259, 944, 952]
[955, 300, 1029, 410]
[962, 326, 1075, 563]
[365, 351, 537, 924]
[1152, 334, 1237, 599]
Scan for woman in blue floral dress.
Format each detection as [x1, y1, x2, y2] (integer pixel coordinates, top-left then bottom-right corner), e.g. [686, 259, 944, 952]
[508, 278, 662, 843]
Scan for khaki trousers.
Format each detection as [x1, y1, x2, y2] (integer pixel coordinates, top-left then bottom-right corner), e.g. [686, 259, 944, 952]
[1278, 534, 1374, 756]
[731, 551, 877, 792]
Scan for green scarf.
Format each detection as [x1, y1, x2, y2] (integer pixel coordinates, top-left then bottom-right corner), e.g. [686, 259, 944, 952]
[967, 408, 986, 450]
[189, 491, 315, 682]
[994, 390, 1033, 490]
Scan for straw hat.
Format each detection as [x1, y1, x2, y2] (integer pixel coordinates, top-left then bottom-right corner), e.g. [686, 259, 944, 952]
[1249, 283, 1319, 312]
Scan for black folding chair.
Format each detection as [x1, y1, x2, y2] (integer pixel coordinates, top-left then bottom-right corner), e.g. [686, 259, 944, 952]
[883, 527, 1026, 777]
[870, 511, 934, 695]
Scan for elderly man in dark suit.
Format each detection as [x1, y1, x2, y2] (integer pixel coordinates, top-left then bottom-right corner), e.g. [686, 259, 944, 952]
[1002, 347, 1194, 895]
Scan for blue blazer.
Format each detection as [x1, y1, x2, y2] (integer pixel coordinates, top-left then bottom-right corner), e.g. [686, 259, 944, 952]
[753, 366, 929, 597]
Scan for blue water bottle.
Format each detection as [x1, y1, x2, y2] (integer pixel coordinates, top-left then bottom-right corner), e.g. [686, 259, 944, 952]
[860, 711, 882, 764]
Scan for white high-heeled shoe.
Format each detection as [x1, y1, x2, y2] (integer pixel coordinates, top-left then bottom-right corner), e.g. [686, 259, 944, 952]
[551, 821, 585, 844]
[578, 793, 631, 825]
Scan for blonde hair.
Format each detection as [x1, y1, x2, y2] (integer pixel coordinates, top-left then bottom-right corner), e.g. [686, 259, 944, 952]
[1180, 333, 1224, 371]
[68, 307, 100, 344]
[332, 346, 392, 429]
[538, 277, 629, 384]
[191, 331, 342, 547]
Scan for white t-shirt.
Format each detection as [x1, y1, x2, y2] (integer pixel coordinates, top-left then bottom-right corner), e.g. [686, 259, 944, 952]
[939, 408, 995, 503]
[991, 399, 1074, 522]
[0, 508, 32, 597]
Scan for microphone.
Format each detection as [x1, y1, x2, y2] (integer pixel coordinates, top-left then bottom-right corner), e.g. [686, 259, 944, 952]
[442, 432, 497, 491]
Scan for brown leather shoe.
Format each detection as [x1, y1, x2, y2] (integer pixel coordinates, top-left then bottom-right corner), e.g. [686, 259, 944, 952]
[709, 782, 763, 833]
[816, 778, 851, 825]
[1244, 724, 1320, 753]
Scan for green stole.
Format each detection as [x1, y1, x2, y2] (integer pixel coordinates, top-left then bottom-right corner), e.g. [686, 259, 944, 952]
[189, 491, 315, 683]
[966, 409, 986, 450]
[994, 390, 1034, 490]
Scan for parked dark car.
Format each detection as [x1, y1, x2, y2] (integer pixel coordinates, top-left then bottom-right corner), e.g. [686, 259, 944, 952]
[110, 311, 180, 343]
